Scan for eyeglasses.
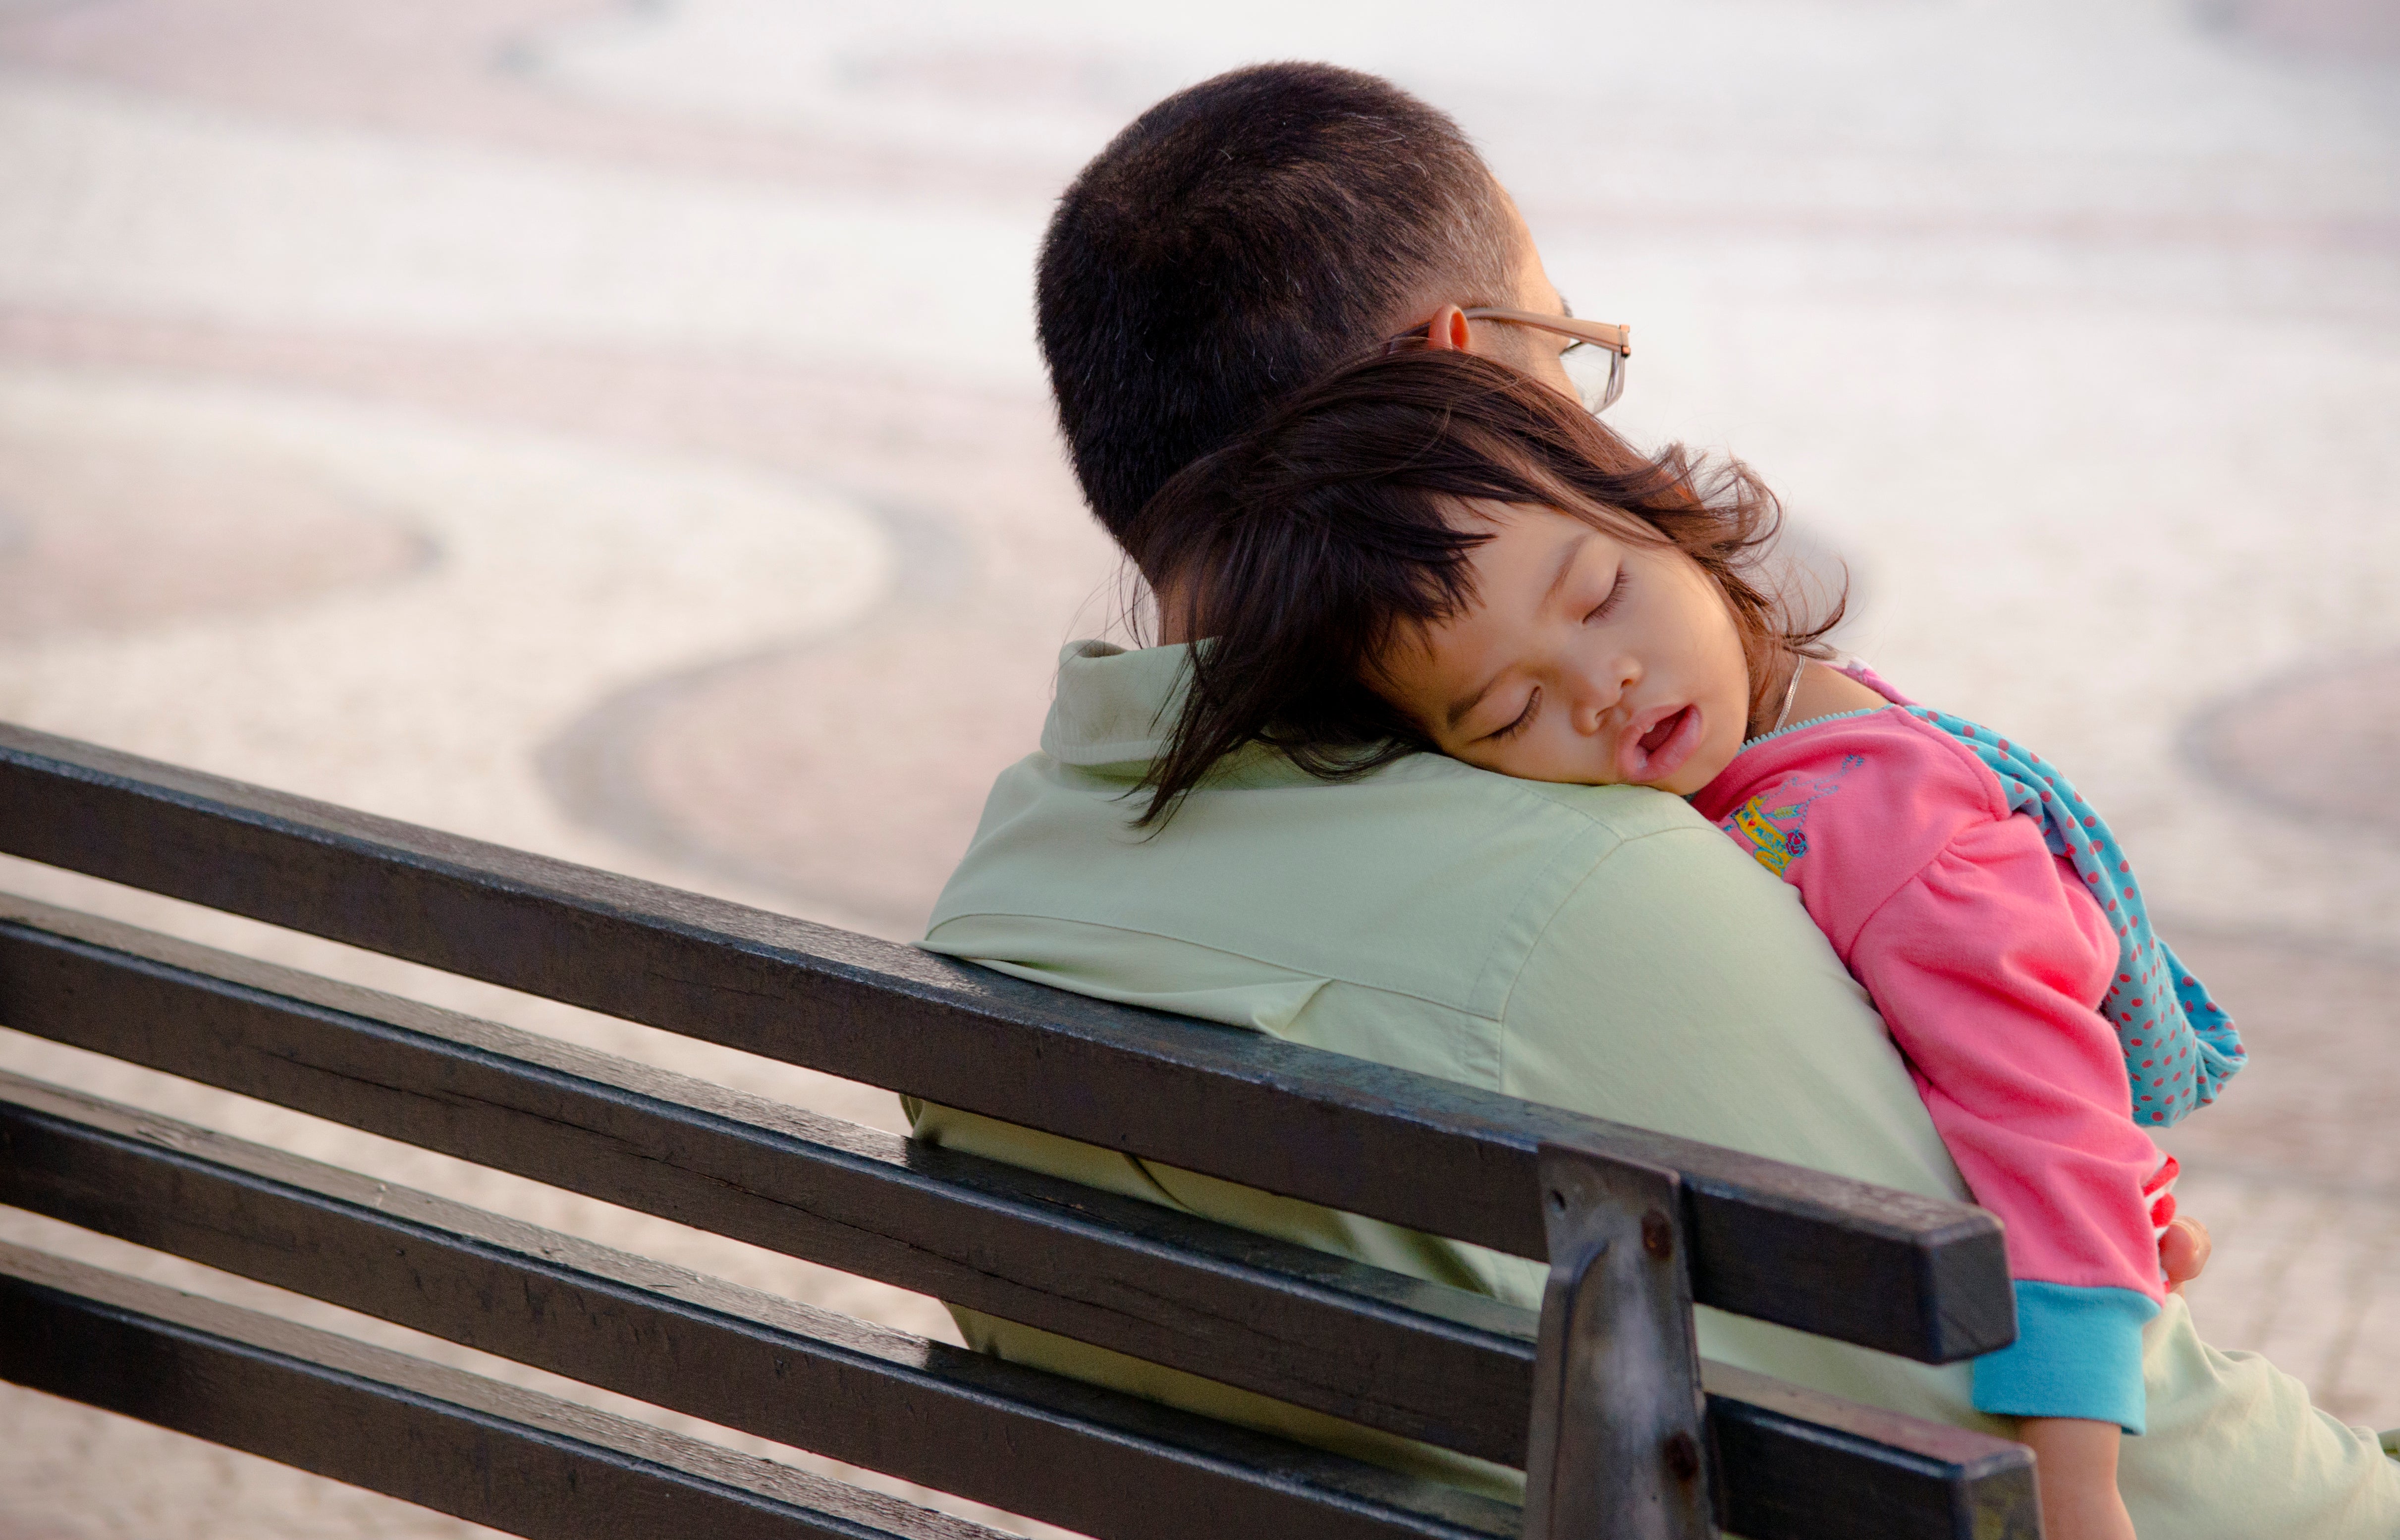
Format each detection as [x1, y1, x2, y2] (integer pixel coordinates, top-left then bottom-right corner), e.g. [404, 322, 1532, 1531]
[1387, 308, 1632, 414]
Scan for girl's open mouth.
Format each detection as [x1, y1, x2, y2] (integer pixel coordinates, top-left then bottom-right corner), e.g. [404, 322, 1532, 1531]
[1619, 704, 1704, 783]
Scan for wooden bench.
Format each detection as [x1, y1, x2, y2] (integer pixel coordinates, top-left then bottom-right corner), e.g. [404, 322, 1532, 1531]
[0, 721, 2040, 1540]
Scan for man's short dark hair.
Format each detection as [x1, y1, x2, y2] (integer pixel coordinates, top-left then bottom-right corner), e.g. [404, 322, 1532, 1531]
[1036, 62, 1519, 547]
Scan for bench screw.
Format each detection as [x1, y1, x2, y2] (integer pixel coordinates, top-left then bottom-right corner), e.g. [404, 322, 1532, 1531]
[1664, 1430, 1701, 1484]
[1641, 1209, 1674, 1260]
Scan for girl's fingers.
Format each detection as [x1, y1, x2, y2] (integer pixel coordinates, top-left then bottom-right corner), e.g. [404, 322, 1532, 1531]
[2162, 1215, 2213, 1294]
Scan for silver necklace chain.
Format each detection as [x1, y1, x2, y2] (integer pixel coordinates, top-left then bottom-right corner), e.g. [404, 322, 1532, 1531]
[1759, 657, 1806, 741]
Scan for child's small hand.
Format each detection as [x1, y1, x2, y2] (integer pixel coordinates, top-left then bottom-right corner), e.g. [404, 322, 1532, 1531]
[2161, 1214, 2212, 1295]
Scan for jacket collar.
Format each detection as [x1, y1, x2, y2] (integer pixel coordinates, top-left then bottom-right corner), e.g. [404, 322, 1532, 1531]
[1038, 640, 1193, 775]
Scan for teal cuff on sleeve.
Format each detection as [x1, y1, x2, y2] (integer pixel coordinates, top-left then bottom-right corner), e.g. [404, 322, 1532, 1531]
[1971, 1282, 2158, 1433]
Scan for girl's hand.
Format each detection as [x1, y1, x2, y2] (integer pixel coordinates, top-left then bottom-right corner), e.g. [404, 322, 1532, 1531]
[2019, 1418, 2137, 1540]
[2161, 1214, 2212, 1296]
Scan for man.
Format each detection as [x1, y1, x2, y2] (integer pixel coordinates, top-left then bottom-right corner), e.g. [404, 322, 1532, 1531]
[912, 62, 2400, 1534]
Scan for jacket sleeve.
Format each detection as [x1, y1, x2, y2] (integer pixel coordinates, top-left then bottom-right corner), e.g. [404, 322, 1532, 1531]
[1846, 809, 2168, 1432]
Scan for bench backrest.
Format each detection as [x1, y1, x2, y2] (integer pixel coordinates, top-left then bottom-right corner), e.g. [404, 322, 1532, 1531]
[0, 722, 2039, 1540]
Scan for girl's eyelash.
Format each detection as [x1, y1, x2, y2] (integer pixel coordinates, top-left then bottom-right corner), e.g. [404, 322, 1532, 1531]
[1587, 569, 1630, 622]
[1490, 687, 1540, 742]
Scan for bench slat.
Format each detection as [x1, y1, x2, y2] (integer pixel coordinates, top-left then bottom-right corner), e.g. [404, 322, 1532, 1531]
[0, 1070, 2036, 1540]
[0, 1076, 1517, 1540]
[0, 722, 2011, 1364]
[0, 1242, 1008, 1540]
[0, 896, 1537, 1464]
[1702, 1365, 2037, 1540]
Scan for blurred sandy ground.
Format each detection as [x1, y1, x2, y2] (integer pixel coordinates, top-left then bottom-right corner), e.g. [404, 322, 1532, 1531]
[0, 1, 2395, 1534]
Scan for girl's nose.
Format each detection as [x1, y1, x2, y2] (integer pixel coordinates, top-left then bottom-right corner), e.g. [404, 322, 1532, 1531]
[1569, 657, 1639, 735]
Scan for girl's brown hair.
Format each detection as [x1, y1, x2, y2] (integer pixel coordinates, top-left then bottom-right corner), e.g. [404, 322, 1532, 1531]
[1123, 348, 1844, 826]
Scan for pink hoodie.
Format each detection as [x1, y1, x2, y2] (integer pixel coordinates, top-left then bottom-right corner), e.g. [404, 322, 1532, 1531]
[1691, 679, 2174, 1431]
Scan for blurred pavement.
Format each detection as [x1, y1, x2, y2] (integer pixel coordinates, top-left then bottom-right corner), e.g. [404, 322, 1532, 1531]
[0, 1, 2395, 1534]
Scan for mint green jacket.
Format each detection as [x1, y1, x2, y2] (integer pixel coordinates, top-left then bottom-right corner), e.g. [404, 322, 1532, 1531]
[916, 641, 2399, 1534]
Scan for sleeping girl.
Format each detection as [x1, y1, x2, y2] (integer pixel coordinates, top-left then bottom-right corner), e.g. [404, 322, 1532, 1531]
[1123, 347, 2244, 1540]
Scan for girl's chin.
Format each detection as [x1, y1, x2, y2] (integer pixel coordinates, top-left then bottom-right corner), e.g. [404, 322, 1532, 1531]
[1652, 764, 1726, 796]
[1647, 739, 1742, 796]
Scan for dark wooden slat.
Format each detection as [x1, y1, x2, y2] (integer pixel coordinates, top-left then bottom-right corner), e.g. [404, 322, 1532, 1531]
[0, 1070, 2038, 1540]
[0, 1242, 1005, 1540]
[1701, 1365, 2038, 1540]
[0, 722, 2011, 1363]
[0, 1077, 1516, 1540]
[0, 896, 1537, 1463]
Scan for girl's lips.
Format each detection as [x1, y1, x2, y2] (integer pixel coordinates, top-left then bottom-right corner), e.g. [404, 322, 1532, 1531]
[1617, 703, 1704, 784]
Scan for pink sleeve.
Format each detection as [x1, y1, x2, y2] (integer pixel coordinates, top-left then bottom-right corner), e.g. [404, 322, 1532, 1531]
[1701, 713, 2171, 1425]
[1847, 811, 2167, 1302]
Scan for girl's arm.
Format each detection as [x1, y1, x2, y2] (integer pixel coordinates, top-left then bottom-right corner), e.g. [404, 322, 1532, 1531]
[2021, 1419, 2138, 1540]
[1844, 806, 2171, 1433]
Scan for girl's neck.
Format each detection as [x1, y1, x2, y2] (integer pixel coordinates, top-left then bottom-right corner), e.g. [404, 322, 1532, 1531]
[1755, 657, 1887, 740]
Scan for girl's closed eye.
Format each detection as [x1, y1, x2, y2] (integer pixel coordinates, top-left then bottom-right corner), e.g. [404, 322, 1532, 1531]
[1487, 687, 1541, 742]
[1585, 567, 1630, 624]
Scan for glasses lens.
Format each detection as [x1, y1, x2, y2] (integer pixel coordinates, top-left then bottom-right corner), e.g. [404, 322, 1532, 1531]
[1560, 341, 1624, 414]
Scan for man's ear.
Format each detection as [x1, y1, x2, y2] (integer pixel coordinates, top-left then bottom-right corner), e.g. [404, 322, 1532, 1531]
[1420, 304, 1473, 352]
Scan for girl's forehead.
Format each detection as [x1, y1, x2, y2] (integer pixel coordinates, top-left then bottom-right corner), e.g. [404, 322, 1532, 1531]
[1382, 510, 1613, 699]
[1456, 502, 1622, 587]
[1454, 495, 1643, 552]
